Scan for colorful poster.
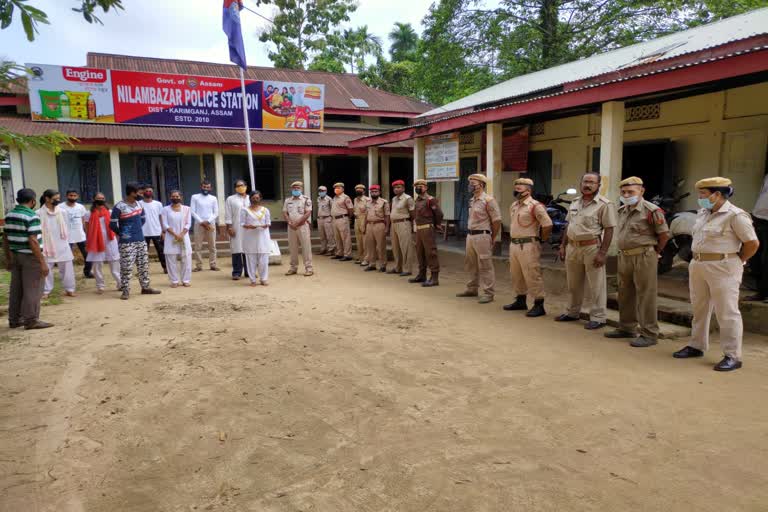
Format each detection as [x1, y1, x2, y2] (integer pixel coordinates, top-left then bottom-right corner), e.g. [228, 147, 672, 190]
[110, 70, 262, 129]
[26, 64, 114, 123]
[262, 81, 325, 131]
[425, 133, 460, 181]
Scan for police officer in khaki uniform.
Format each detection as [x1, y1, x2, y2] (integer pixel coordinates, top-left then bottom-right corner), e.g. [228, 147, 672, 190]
[409, 179, 444, 287]
[604, 177, 670, 346]
[331, 182, 354, 261]
[556, 172, 617, 329]
[316, 186, 335, 255]
[389, 179, 416, 276]
[673, 177, 759, 372]
[503, 178, 553, 317]
[456, 174, 502, 304]
[282, 181, 314, 276]
[362, 184, 390, 272]
[353, 184, 372, 266]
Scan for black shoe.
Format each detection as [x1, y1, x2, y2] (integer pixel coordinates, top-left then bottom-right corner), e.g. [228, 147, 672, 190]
[630, 336, 658, 348]
[409, 275, 427, 283]
[456, 291, 478, 297]
[387, 269, 400, 274]
[24, 320, 54, 330]
[604, 329, 636, 339]
[422, 273, 439, 287]
[555, 314, 579, 322]
[673, 346, 704, 358]
[84, 273, 94, 279]
[141, 288, 161, 295]
[330, 255, 342, 260]
[341, 256, 354, 261]
[584, 321, 606, 330]
[9, 322, 22, 329]
[379, 267, 387, 273]
[503, 295, 527, 311]
[526, 299, 546, 317]
[714, 356, 742, 372]
[399, 272, 412, 277]
[364, 266, 377, 272]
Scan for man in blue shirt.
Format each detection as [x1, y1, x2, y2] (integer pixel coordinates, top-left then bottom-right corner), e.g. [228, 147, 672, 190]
[111, 182, 161, 300]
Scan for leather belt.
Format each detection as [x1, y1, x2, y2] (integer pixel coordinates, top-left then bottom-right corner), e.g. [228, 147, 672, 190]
[468, 230, 491, 235]
[333, 215, 348, 219]
[619, 246, 654, 256]
[510, 236, 539, 245]
[693, 252, 739, 261]
[572, 238, 600, 247]
[319, 215, 331, 219]
[367, 220, 385, 224]
[392, 218, 411, 224]
[416, 224, 433, 231]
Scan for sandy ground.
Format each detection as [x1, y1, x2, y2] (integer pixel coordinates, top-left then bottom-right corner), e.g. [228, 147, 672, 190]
[2, 255, 768, 512]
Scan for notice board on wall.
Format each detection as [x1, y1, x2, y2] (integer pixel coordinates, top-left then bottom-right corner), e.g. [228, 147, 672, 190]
[425, 132, 459, 181]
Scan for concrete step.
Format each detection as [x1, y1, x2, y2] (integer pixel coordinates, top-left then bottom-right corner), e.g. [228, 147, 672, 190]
[607, 292, 694, 329]
[593, 304, 691, 340]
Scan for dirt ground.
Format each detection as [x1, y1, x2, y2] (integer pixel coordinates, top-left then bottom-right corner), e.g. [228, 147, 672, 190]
[2, 256, 768, 512]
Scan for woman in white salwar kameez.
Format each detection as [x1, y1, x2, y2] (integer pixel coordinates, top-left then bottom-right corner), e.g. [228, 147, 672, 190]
[161, 190, 193, 288]
[37, 189, 76, 298]
[240, 190, 272, 286]
[84, 192, 121, 293]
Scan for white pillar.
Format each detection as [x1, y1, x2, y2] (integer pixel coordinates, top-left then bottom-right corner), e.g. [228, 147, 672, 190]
[413, 138, 425, 184]
[8, 146, 25, 195]
[486, 123, 503, 197]
[367, 146, 379, 189]
[109, 147, 121, 204]
[301, 153, 311, 193]
[380, 153, 390, 199]
[599, 101, 625, 199]
[214, 150, 226, 224]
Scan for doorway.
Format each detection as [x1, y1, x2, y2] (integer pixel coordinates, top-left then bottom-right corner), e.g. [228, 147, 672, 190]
[527, 150, 553, 202]
[454, 156, 478, 234]
[316, 156, 366, 193]
[136, 155, 181, 204]
[591, 141, 675, 199]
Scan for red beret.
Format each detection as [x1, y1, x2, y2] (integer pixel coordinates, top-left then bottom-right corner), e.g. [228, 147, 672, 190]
[391, 180, 405, 186]
[370, 184, 381, 190]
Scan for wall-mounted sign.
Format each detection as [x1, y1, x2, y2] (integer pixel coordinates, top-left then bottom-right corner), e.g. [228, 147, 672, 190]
[425, 132, 459, 181]
[26, 63, 325, 132]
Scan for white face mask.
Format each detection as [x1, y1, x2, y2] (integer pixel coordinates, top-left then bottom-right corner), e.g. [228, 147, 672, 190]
[619, 195, 640, 206]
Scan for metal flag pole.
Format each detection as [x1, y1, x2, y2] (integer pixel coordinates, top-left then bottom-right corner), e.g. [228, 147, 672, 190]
[239, 66, 256, 191]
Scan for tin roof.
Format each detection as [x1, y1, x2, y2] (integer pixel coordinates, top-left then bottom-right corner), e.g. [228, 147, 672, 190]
[420, 7, 768, 118]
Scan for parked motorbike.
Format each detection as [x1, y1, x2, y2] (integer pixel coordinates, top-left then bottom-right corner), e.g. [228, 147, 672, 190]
[650, 183, 695, 274]
[546, 188, 578, 252]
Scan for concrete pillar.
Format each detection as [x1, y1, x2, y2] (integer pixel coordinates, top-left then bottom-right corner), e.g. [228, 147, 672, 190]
[599, 101, 624, 200]
[301, 153, 311, 193]
[8, 146, 25, 195]
[214, 150, 226, 224]
[380, 153, 390, 199]
[486, 123, 503, 197]
[367, 146, 379, 189]
[413, 138, 425, 183]
[109, 147, 121, 204]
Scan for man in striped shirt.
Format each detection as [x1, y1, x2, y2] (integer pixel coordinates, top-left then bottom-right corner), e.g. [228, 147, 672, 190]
[2, 188, 53, 329]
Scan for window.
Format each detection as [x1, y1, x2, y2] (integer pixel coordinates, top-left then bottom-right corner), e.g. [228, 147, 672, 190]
[379, 117, 409, 126]
[56, 152, 110, 203]
[325, 114, 362, 123]
[253, 156, 278, 200]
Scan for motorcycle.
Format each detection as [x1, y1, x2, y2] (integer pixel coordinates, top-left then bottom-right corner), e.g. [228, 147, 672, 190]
[650, 181, 695, 274]
[546, 188, 578, 252]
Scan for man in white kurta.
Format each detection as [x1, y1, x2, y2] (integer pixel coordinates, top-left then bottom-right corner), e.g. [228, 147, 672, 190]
[161, 202, 193, 286]
[225, 181, 250, 279]
[61, 190, 92, 278]
[37, 205, 76, 296]
[240, 198, 272, 285]
[190, 181, 220, 271]
[141, 187, 167, 274]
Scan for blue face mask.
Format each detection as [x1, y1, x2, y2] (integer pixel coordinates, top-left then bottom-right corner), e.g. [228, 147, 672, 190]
[319, 191, 327, 198]
[619, 195, 639, 206]
[292, 189, 302, 197]
[698, 196, 716, 210]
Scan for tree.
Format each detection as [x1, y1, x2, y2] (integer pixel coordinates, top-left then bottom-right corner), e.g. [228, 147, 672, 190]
[308, 26, 382, 74]
[388, 22, 418, 62]
[359, 59, 419, 98]
[0, 1, 124, 154]
[256, 0, 357, 69]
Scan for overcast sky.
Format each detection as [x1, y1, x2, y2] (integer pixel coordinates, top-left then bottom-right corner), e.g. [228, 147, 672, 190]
[0, 0, 444, 69]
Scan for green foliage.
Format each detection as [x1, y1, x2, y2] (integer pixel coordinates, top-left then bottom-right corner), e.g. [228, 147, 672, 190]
[359, 59, 419, 97]
[389, 22, 418, 62]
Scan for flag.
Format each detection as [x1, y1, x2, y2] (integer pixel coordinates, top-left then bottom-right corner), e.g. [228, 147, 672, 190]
[223, 0, 247, 69]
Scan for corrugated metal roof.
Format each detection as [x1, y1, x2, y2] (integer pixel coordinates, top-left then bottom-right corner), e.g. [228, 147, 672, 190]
[420, 7, 768, 117]
[86, 53, 431, 115]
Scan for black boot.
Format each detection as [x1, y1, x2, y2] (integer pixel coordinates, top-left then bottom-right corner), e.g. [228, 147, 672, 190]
[409, 273, 427, 283]
[422, 272, 439, 287]
[526, 299, 546, 317]
[503, 295, 527, 311]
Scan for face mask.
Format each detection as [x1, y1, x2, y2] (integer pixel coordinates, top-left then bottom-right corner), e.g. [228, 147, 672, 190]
[334, 188, 342, 196]
[67, 198, 77, 204]
[415, 187, 425, 195]
[94, 199, 105, 206]
[620, 195, 640, 206]
[171, 198, 182, 204]
[698, 195, 716, 210]
[201, 189, 210, 195]
[143, 192, 153, 199]
[52, 199, 61, 207]
[250, 199, 260, 206]
[356, 190, 364, 196]
[468, 184, 477, 193]
[371, 194, 380, 199]
[236, 186, 247, 194]
[292, 189, 302, 197]
[319, 191, 327, 198]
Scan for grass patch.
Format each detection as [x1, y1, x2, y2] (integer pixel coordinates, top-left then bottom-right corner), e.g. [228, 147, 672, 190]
[0, 266, 87, 309]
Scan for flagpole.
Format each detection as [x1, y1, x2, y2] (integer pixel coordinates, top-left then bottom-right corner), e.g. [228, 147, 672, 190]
[239, 66, 256, 192]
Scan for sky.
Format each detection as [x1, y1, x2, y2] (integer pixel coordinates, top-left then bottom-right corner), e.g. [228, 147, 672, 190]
[0, 0, 441, 69]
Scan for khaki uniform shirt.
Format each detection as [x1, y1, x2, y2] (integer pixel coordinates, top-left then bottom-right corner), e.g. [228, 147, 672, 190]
[331, 193, 353, 217]
[566, 195, 617, 242]
[354, 196, 372, 219]
[468, 192, 502, 231]
[317, 196, 333, 217]
[509, 196, 552, 238]
[692, 200, 757, 254]
[390, 193, 415, 220]
[616, 199, 669, 250]
[365, 198, 390, 221]
[414, 194, 444, 226]
[282, 195, 312, 223]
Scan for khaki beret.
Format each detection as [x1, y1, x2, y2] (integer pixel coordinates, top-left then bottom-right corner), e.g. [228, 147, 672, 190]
[514, 178, 534, 186]
[414, 179, 427, 187]
[318, 186, 327, 191]
[619, 176, 644, 187]
[290, 181, 303, 188]
[333, 182, 345, 189]
[355, 184, 366, 191]
[468, 173, 487, 184]
[695, 177, 732, 189]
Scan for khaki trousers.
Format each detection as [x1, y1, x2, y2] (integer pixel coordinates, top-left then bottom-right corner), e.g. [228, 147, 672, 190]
[365, 222, 387, 268]
[193, 225, 217, 269]
[354, 217, 368, 262]
[333, 217, 352, 257]
[509, 241, 544, 299]
[617, 248, 659, 339]
[464, 233, 495, 297]
[318, 217, 335, 253]
[8, 252, 43, 327]
[415, 225, 439, 275]
[289, 223, 313, 272]
[565, 244, 607, 322]
[689, 258, 744, 360]
[390, 220, 415, 273]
